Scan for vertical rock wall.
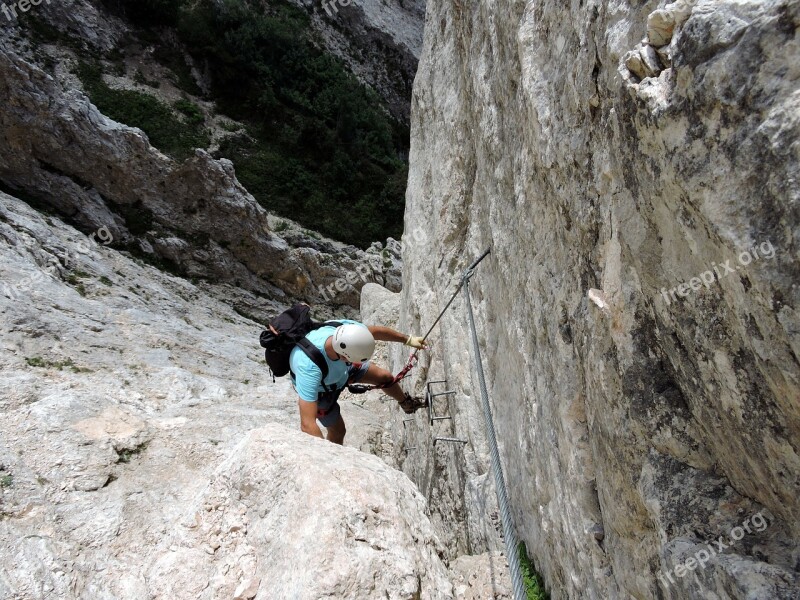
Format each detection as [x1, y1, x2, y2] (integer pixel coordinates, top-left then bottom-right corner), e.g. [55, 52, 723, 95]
[396, 1, 800, 598]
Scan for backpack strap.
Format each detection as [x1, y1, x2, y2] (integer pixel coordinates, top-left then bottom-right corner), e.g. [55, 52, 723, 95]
[295, 338, 338, 393]
[290, 322, 346, 395]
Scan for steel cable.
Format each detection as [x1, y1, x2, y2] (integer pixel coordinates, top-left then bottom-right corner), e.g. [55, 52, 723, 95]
[462, 250, 526, 600]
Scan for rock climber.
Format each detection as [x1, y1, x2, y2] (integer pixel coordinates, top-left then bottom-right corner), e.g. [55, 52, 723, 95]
[290, 320, 428, 445]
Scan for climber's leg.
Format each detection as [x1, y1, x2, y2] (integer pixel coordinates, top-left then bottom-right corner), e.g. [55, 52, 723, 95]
[323, 412, 346, 445]
[359, 364, 405, 403]
[358, 365, 426, 413]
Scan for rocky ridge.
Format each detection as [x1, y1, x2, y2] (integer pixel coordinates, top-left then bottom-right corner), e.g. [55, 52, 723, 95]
[0, 0, 417, 320]
[0, 40, 403, 319]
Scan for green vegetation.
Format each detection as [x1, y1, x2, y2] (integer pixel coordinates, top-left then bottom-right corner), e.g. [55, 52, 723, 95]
[66, 269, 91, 284]
[220, 120, 243, 133]
[0, 474, 12, 488]
[99, 276, 114, 286]
[519, 542, 549, 600]
[22, 13, 85, 52]
[116, 443, 148, 463]
[152, 44, 202, 95]
[25, 356, 92, 373]
[65, 269, 92, 296]
[99, 0, 407, 248]
[174, 99, 205, 126]
[75, 61, 210, 161]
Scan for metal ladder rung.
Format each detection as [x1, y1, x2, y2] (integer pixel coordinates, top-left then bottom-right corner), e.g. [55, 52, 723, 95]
[427, 381, 457, 426]
[434, 437, 468, 445]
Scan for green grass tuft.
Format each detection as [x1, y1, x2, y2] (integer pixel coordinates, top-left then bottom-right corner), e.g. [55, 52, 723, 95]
[174, 98, 205, 126]
[25, 357, 89, 372]
[116, 442, 148, 463]
[25, 357, 47, 368]
[518, 542, 549, 600]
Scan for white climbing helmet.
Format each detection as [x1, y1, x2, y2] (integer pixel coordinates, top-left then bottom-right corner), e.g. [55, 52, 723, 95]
[332, 324, 375, 363]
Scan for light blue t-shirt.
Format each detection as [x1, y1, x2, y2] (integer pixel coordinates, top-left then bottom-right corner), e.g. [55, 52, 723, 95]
[289, 319, 368, 402]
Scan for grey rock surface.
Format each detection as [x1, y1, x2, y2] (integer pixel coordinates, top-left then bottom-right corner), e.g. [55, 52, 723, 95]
[147, 424, 453, 600]
[389, 0, 800, 598]
[447, 551, 512, 600]
[0, 193, 450, 599]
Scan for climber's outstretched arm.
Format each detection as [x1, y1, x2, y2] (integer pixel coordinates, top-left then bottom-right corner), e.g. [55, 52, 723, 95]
[367, 326, 428, 349]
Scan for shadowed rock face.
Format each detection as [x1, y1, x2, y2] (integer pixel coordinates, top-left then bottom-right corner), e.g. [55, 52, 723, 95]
[391, 0, 800, 598]
[286, 0, 427, 123]
[0, 0, 419, 314]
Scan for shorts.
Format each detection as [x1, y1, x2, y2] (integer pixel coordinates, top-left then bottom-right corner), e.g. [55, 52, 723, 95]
[315, 362, 370, 427]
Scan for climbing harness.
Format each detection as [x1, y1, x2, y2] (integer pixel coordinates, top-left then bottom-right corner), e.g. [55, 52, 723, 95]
[346, 351, 418, 394]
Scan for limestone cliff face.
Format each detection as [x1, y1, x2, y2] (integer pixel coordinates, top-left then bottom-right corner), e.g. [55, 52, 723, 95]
[394, 1, 800, 598]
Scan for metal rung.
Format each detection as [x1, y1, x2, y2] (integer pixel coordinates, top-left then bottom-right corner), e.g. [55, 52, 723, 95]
[427, 380, 457, 425]
[434, 437, 468, 445]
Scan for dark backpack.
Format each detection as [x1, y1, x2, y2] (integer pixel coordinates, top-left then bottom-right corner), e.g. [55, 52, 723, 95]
[259, 304, 341, 389]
